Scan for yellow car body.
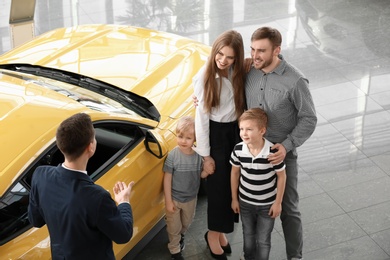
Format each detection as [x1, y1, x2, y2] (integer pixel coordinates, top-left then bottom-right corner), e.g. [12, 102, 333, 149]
[0, 24, 210, 259]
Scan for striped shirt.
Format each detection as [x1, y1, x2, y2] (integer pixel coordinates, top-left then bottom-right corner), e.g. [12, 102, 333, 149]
[245, 55, 317, 153]
[230, 139, 285, 206]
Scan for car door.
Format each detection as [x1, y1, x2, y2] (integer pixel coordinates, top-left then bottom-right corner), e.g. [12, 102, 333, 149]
[0, 120, 169, 259]
[90, 121, 169, 258]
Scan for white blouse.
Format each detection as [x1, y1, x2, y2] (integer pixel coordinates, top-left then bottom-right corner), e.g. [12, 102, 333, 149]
[193, 65, 237, 157]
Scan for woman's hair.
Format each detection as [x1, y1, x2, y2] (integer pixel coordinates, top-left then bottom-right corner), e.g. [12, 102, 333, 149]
[203, 30, 246, 118]
[239, 108, 268, 129]
[176, 115, 195, 136]
[251, 27, 282, 49]
[56, 113, 95, 161]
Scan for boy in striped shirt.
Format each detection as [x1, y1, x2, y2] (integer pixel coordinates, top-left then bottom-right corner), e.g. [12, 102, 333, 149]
[230, 108, 286, 260]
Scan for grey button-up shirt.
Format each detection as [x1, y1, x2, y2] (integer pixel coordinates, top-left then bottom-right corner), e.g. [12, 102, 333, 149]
[245, 55, 317, 153]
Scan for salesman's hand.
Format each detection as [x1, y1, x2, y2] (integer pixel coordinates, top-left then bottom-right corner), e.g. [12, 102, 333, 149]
[113, 181, 134, 204]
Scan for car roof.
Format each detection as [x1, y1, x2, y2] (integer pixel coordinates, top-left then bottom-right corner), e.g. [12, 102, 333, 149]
[0, 24, 210, 117]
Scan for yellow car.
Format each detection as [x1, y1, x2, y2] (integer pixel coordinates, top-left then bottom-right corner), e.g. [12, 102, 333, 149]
[0, 24, 209, 259]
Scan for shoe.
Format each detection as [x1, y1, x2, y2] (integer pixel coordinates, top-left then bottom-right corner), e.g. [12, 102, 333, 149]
[171, 252, 184, 260]
[204, 231, 227, 260]
[221, 242, 231, 254]
[180, 234, 185, 251]
[204, 232, 210, 248]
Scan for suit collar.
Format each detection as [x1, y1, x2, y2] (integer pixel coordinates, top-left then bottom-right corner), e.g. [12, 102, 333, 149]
[56, 164, 93, 182]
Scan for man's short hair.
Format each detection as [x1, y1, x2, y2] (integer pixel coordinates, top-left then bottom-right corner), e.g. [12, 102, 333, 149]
[251, 27, 282, 48]
[56, 113, 95, 161]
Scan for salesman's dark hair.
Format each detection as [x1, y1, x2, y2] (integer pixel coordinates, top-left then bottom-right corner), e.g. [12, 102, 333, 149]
[56, 113, 95, 161]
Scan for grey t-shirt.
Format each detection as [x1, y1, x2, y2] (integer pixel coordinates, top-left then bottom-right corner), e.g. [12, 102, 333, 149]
[163, 146, 203, 203]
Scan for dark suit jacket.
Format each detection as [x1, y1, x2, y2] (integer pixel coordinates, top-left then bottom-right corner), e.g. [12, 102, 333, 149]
[28, 165, 133, 260]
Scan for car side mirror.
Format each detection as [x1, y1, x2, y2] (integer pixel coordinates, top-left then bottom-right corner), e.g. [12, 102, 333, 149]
[144, 130, 168, 159]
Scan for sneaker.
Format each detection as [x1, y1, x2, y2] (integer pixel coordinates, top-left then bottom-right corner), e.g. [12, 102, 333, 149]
[171, 252, 184, 260]
[180, 234, 185, 251]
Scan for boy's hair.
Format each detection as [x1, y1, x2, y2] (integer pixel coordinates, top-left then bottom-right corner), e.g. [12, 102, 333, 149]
[56, 113, 95, 161]
[239, 108, 268, 129]
[176, 116, 195, 136]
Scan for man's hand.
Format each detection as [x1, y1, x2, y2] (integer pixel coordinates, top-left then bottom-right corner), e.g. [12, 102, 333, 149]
[268, 143, 286, 164]
[113, 181, 134, 204]
[244, 58, 253, 73]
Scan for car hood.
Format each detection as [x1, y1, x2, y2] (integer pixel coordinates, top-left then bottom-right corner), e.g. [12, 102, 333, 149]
[0, 24, 210, 119]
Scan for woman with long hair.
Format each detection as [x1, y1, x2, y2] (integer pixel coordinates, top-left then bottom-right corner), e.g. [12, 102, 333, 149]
[193, 30, 246, 259]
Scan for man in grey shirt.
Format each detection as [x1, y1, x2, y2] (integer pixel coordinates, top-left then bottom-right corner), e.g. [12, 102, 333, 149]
[246, 27, 317, 260]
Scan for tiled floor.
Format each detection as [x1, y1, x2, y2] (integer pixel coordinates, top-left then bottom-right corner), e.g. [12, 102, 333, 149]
[2, 0, 390, 259]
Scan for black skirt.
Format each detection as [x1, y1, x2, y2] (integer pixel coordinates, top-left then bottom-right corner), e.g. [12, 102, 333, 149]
[206, 120, 240, 233]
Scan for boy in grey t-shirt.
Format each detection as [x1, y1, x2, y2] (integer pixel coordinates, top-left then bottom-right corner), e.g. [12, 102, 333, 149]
[163, 116, 208, 260]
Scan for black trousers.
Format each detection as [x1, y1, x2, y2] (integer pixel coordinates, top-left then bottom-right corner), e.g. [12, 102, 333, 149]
[206, 120, 240, 233]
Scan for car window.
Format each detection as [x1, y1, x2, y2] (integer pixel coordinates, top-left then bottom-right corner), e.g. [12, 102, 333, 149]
[0, 122, 144, 245]
[0, 182, 30, 245]
[87, 123, 144, 179]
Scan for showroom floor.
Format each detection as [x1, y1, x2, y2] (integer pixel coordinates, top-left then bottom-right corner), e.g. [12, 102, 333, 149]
[1, 0, 390, 259]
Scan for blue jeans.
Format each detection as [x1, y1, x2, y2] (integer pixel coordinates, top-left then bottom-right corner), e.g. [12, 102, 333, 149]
[240, 200, 275, 260]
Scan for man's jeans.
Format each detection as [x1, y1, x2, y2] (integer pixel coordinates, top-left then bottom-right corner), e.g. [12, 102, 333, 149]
[240, 200, 275, 260]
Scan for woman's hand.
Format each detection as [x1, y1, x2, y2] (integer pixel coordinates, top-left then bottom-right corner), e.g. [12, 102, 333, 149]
[203, 156, 215, 175]
[192, 94, 199, 107]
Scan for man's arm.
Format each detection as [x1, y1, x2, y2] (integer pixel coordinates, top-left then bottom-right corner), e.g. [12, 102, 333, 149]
[28, 173, 46, 227]
[269, 77, 317, 164]
[97, 184, 134, 244]
[281, 77, 317, 153]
